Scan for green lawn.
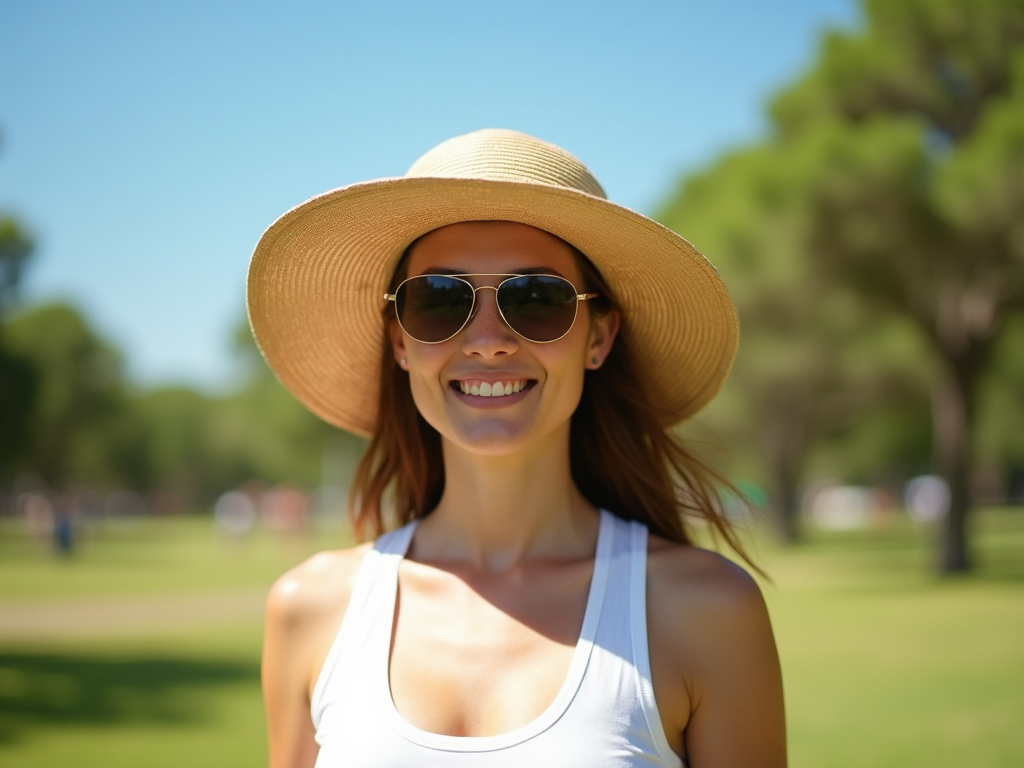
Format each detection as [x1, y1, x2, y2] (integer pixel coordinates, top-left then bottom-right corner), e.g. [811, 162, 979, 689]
[1, 509, 1022, 767]
[0, 515, 350, 599]
[757, 511, 1024, 768]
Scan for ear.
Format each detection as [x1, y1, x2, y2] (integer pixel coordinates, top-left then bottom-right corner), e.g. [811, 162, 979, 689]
[389, 319, 409, 370]
[585, 307, 620, 369]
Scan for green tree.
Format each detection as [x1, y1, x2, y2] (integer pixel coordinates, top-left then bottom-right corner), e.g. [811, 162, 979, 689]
[3, 303, 146, 490]
[0, 217, 37, 479]
[771, 0, 1024, 570]
[660, 144, 928, 542]
[220, 315, 364, 491]
[0, 218, 33, 317]
[974, 315, 1024, 495]
[133, 387, 225, 503]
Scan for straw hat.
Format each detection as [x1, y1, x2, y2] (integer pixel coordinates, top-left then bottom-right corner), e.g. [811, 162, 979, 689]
[247, 129, 738, 436]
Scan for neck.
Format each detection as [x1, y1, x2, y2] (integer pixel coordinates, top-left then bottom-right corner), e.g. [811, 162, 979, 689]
[416, 423, 599, 571]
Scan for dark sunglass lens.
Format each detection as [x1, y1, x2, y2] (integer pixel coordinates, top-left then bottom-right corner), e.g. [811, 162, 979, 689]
[498, 276, 578, 342]
[396, 276, 474, 342]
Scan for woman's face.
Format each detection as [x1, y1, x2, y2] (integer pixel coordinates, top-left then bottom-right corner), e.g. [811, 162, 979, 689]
[390, 221, 619, 457]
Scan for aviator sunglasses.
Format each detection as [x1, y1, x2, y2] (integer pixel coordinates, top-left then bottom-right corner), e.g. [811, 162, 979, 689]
[385, 273, 599, 344]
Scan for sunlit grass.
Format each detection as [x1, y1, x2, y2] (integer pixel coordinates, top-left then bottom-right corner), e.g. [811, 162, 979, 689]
[0, 508, 1021, 767]
[758, 509, 1024, 768]
[0, 514, 354, 599]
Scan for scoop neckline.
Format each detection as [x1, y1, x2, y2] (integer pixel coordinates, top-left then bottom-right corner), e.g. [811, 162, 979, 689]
[380, 508, 615, 752]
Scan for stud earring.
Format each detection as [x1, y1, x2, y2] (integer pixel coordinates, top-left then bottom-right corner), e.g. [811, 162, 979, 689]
[591, 357, 600, 366]
[400, 358, 407, 368]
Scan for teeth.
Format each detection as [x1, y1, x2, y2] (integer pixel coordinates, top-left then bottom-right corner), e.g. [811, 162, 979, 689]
[457, 380, 528, 397]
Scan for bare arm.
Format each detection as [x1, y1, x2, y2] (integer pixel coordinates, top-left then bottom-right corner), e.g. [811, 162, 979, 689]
[649, 545, 786, 768]
[262, 547, 368, 768]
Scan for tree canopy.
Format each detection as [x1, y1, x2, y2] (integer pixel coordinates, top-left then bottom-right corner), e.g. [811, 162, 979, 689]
[660, 0, 1024, 568]
[2, 302, 361, 509]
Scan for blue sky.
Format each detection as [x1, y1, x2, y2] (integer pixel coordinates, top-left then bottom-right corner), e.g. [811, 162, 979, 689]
[0, 0, 857, 391]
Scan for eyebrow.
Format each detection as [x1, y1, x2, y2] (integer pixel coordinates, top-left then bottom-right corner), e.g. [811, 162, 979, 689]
[420, 267, 566, 277]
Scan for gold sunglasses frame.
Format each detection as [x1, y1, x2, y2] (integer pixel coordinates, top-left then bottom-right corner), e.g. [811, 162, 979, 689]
[384, 273, 599, 344]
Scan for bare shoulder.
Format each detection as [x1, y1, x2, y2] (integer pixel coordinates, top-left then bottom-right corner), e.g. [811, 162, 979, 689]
[265, 542, 375, 630]
[646, 534, 767, 623]
[262, 542, 378, 766]
[646, 538, 786, 764]
[645, 534, 776, 688]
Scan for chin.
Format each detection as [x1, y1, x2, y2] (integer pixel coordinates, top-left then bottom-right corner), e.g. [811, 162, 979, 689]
[441, 417, 536, 456]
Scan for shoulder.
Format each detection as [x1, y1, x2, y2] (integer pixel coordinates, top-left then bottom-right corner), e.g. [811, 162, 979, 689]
[644, 537, 786, 764]
[645, 535, 777, 693]
[646, 535, 767, 626]
[265, 542, 375, 632]
[262, 543, 378, 764]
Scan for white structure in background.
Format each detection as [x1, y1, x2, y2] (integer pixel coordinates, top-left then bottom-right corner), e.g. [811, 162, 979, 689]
[17, 492, 55, 540]
[214, 490, 257, 536]
[903, 475, 950, 522]
[808, 484, 878, 530]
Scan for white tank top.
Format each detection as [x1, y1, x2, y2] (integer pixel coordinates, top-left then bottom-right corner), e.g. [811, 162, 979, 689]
[310, 509, 684, 767]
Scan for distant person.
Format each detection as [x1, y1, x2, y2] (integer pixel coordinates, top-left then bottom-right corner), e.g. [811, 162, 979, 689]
[251, 130, 785, 767]
[53, 492, 75, 555]
[53, 507, 73, 555]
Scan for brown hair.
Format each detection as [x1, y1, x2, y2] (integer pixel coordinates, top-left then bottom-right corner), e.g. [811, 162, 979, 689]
[349, 239, 761, 574]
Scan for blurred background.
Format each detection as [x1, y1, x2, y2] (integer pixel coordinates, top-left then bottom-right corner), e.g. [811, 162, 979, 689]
[1, 0, 1022, 766]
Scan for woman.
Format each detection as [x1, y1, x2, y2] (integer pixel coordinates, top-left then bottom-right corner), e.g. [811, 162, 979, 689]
[251, 130, 785, 767]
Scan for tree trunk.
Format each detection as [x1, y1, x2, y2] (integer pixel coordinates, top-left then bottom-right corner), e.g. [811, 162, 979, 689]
[773, 459, 801, 545]
[931, 366, 975, 573]
[765, 393, 809, 545]
[767, 422, 802, 545]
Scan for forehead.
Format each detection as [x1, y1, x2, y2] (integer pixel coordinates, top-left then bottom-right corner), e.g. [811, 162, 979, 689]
[404, 221, 581, 281]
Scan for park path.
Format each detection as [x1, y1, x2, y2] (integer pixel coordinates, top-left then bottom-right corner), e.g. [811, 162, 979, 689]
[0, 588, 267, 640]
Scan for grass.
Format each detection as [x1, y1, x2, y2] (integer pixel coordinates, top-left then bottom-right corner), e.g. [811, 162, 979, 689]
[0, 515, 350, 600]
[754, 510, 1024, 768]
[0, 628, 267, 768]
[0, 508, 1022, 767]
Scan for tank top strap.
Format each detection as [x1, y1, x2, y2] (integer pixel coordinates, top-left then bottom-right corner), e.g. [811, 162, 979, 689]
[375, 519, 419, 556]
[310, 520, 420, 725]
[627, 518, 680, 765]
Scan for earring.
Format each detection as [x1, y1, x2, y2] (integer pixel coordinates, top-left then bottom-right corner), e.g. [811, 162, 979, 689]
[400, 358, 407, 368]
[591, 357, 600, 366]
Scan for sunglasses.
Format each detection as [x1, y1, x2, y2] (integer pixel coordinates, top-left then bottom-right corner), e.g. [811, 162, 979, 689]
[384, 273, 599, 344]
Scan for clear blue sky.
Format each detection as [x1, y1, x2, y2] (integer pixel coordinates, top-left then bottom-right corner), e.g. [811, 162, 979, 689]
[0, 0, 857, 391]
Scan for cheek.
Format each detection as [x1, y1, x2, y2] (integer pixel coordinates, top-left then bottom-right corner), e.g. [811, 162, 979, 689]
[404, 349, 449, 416]
[537, 347, 588, 413]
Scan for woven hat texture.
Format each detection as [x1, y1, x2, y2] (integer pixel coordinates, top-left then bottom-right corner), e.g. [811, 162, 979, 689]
[247, 129, 738, 436]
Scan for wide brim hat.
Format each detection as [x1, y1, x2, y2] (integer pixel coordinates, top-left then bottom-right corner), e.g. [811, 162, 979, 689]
[247, 129, 738, 437]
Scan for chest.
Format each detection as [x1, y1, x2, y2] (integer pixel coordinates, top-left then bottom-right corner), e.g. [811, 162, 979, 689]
[309, 520, 686, 767]
[388, 559, 592, 737]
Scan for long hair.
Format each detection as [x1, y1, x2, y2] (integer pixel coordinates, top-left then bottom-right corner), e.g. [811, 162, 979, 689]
[348, 239, 761, 574]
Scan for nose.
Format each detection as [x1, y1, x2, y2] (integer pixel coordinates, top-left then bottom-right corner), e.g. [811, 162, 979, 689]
[460, 286, 519, 358]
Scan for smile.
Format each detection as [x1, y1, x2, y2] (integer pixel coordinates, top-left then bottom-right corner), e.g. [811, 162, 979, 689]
[455, 379, 529, 397]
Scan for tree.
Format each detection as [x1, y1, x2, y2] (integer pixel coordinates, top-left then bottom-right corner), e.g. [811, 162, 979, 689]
[221, 315, 365, 491]
[0, 218, 33, 317]
[0, 217, 37, 480]
[770, 0, 1024, 570]
[660, 144, 928, 542]
[3, 303, 145, 490]
[974, 315, 1024, 498]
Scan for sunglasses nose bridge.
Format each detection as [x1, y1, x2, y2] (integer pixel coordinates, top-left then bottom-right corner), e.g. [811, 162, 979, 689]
[469, 284, 498, 310]
[463, 284, 518, 342]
